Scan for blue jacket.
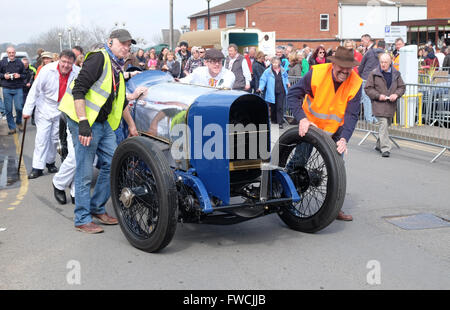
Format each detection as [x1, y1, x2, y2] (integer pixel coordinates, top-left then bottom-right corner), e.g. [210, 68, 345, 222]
[258, 66, 289, 104]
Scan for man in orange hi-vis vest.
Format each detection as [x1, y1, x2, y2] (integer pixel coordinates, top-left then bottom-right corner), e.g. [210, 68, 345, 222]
[287, 46, 363, 221]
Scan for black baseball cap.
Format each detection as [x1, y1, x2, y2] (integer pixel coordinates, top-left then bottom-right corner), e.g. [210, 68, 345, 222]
[204, 48, 224, 60]
[110, 29, 137, 44]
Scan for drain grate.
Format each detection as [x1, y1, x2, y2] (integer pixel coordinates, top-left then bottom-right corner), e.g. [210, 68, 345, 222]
[384, 213, 450, 230]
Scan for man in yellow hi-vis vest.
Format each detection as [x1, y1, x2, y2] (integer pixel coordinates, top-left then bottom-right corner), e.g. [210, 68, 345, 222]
[59, 29, 144, 234]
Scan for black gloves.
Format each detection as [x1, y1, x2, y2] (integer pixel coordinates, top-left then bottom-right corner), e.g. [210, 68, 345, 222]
[79, 120, 92, 137]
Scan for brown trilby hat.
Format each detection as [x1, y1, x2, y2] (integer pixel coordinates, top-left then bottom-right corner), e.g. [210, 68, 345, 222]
[328, 46, 360, 68]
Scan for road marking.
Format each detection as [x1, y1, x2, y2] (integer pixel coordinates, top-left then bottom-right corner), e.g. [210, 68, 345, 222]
[1, 160, 9, 204]
[1, 156, 8, 188]
[10, 134, 29, 207]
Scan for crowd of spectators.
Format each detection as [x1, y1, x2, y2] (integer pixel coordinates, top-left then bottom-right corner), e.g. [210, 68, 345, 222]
[2, 29, 450, 232]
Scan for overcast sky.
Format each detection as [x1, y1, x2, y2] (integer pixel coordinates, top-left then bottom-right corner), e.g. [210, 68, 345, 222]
[1, 0, 228, 45]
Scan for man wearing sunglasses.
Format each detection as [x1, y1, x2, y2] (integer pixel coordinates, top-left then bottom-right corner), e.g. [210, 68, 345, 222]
[180, 48, 235, 89]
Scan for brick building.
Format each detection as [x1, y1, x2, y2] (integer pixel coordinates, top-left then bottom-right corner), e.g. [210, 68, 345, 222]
[427, 0, 450, 19]
[188, 0, 426, 49]
[392, 0, 450, 47]
[189, 0, 340, 49]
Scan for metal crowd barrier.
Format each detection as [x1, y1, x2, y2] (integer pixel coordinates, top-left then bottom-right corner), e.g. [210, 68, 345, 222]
[288, 76, 302, 86]
[356, 83, 450, 163]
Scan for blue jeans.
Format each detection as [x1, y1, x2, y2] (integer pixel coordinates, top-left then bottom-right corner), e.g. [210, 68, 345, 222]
[67, 118, 117, 226]
[3, 88, 23, 129]
[0, 90, 4, 115]
[361, 80, 377, 123]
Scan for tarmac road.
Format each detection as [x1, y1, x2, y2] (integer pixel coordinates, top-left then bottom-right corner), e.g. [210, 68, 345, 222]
[0, 120, 449, 290]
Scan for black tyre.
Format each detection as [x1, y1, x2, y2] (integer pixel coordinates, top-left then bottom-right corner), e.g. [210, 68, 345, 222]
[111, 136, 178, 253]
[272, 126, 346, 233]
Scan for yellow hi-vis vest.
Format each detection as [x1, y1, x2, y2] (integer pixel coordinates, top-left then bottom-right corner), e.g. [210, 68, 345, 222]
[59, 49, 126, 130]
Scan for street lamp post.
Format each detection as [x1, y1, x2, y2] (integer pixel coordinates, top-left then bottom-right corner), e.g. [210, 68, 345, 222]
[181, 25, 190, 34]
[169, 0, 174, 50]
[58, 33, 63, 52]
[68, 27, 72, 49]
[395, 2, 401, 22]
[207, 0, 211, 30]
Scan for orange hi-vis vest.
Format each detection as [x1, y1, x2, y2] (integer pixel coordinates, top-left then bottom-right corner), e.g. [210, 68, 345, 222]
[302, 63, 362, 134]
[393, 54, 400, 71]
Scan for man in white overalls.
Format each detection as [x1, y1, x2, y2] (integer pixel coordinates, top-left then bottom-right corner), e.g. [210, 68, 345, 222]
[23, 50, 80, 179]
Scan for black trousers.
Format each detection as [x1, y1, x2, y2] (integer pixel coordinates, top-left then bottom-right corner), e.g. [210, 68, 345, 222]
[270, 92, 285, 125]
[59, 114, 68, 162]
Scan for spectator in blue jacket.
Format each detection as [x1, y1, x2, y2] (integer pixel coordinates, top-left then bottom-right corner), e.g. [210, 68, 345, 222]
[257, 57, 290, 129]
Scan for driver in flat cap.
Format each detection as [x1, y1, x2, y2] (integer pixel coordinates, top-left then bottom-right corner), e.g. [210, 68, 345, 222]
[179, 48, 235, 89]
[59, 29, 145, 234]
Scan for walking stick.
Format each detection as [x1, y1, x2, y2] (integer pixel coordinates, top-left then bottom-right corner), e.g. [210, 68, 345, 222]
[17, 118, 28, 175]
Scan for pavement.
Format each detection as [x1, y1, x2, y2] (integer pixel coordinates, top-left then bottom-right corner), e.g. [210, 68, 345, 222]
[0, 118, 449, 290]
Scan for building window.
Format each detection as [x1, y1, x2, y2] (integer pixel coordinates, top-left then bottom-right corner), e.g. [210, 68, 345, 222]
[320, 14, 329, 31]
[197, 18, 205, 30]
[226, 13, 236, 27]
[211, 16, 219, 29]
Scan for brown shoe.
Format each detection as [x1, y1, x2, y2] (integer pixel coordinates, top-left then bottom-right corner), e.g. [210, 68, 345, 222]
[92, 213, 118, 225]
[336, 210, 353, 221]
[75, 222, 104, 234]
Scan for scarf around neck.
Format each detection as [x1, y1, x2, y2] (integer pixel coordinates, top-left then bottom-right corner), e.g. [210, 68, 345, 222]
[104, 44, 125, 74]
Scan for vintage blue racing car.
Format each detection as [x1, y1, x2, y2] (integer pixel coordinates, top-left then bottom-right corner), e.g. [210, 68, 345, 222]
[110, 71, 346, 252]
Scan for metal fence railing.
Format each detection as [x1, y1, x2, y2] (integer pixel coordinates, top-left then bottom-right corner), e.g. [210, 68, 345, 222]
[288, 76, 302, 86]
[356, 83, 450, 163]
[418, 68, 450, 86]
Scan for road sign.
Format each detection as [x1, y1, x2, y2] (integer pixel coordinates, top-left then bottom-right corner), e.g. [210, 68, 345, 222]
[384, 25, 407, 44]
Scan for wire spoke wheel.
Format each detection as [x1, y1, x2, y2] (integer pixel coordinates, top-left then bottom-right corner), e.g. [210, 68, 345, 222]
[111, 137, 177, 253]
[285, 145, 328, 218]
[272, 126, 346, 233]
[117, 154, 159, 239]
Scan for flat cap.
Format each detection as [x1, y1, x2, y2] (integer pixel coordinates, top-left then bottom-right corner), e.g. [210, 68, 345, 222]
[109, 29, 137, 45]
[204, 48, 224, 60]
